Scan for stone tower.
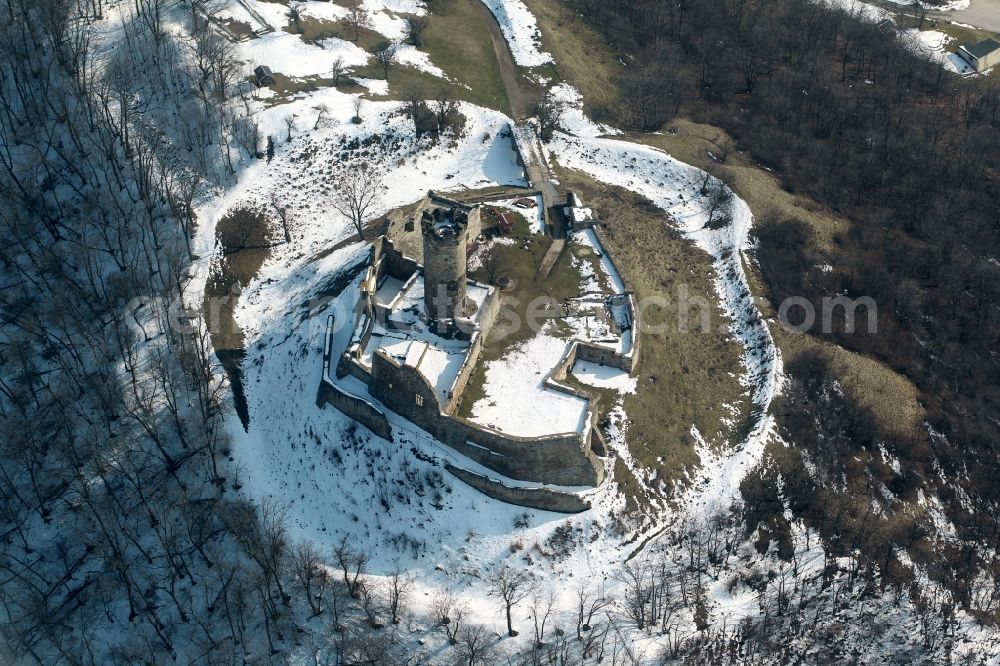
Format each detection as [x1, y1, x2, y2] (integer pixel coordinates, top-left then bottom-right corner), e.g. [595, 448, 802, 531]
[421, 206, 472, 330]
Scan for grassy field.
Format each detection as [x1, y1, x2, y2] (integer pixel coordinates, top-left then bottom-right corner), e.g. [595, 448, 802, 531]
[419, 0, 511, 112]
[556, 167, 752, 488]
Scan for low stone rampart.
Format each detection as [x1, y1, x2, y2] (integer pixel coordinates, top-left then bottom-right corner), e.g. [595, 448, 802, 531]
[445, 464, 591, 513]
[316, 381, 394, 442]
[320, 315, 393, 441]
[370, 350, 603, 486]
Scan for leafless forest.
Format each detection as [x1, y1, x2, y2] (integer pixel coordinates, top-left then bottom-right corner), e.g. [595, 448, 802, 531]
[2, 0, 999, 663]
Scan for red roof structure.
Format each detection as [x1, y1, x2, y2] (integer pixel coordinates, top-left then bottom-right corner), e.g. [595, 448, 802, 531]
[497, 211, 516, 234]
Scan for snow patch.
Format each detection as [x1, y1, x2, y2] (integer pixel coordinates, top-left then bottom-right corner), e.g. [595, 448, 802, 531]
[469, 331, 590, 436]
[478, 0, 553, 66]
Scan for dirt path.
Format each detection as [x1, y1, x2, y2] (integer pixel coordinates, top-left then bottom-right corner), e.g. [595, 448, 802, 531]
[468, 0, 533, 119]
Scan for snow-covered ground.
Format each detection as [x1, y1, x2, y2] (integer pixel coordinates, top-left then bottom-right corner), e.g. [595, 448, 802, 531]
[181, 0, 999, 658]
[572, 360, 637, 393]
[882, 0, 971, 8]
[236, 0, 447, 82]
[469, 330, 590, 436]
[817, 0, 891, 21]
[478, 0, 554, 66]
[188, 0, 792, 646]
[551, 82, 620, 137]
[903, 28, 975, 73]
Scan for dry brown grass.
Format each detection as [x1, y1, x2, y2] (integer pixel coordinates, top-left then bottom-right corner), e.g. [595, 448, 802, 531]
[556, 167, 751, 488]
[625, 120, 848, 257]
[627, 123, 926, 441]
[520, 0, 623, 121]
[455, 217, 583, 416]
[268, 3, 510, 111]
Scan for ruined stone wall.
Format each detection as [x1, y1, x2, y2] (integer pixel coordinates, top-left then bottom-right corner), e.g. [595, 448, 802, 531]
[319, 313, 392, 440]
[592, 226, 641, 372]
[370, 350, 445, 431]
[448, 418, 603, 487]
[378, 237, 418, 281]
[443, 287, 501, 415]
[443, 330, 481, 415]
[370, 350, 603, 486]
[574, 341, 634, 373]
[316, 381, 393, 442]
[340, 238, 420, 381]
[336, 353, 372, 383]
[467, 207, 482, 241]
[444, 464, 590, 513]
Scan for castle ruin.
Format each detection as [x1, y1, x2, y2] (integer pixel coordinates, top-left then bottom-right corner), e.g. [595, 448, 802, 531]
[317, 188, 640, 512]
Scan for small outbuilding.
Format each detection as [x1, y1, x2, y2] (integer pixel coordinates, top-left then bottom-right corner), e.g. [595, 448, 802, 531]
[876, 18, 895, 36]
[958, 38, 1000, 73]
[254, 65, 275, 87]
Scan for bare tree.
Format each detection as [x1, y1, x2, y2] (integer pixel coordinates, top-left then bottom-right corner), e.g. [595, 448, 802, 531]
[231, 114, 261, 158]
[617, 559, 650, 630]
[704, 178, 734, 229]
[432, 590, 465, 644]
[270, 193, 292, 243]
[405, 15, 429, 47]
[288, 2, 304, 33]
[386, 569, 412, 625]
[434, 88, 459, 135]
[576, 584, 613, 639]
[374, 43, 398, 81]
[359, 580, 384, 628]
[403, 83, 424, 133]
[531, 588, 557, 648]
[432, 589, 457, 626]
[489, 565, 533, 637]
[332, 539, 368, 597]
[313, 102, 330, 130]
[533, 89, 563, 141]
[283, 114, 295, 142]
[345, 0, 372, 41]
[331, 162, 384, 239]
[482, 249, 509, 285]
[291, 540, 329, 618]
[912, 1, 929, 29]
[458, 624, 493, 665]
[331, 55, 346, 86]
